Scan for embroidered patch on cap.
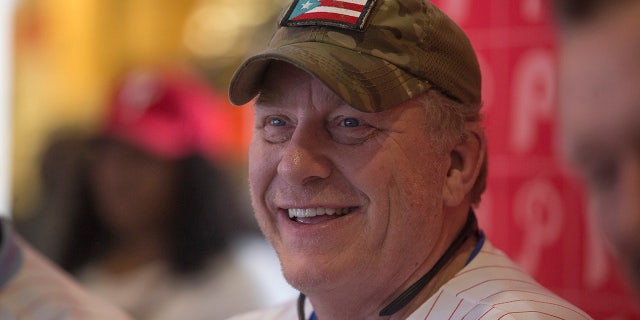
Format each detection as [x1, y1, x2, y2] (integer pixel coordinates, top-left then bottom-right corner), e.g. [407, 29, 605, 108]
[280, 0, 376, 31]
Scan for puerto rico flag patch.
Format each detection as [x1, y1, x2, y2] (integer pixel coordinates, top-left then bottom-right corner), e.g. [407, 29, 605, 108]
[280, 0, 376, 31]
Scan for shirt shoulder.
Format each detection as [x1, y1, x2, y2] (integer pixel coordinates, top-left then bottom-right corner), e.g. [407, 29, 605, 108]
[0, 231, 132, 320]
[410, 240, 593, 320]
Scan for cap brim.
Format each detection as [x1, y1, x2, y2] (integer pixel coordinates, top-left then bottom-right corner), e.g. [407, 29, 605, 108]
[229, 42, 431, 112]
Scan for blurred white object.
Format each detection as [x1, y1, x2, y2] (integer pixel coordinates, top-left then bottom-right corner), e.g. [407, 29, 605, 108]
[0, 0, 15, 218]
[231, 236, 298, 308]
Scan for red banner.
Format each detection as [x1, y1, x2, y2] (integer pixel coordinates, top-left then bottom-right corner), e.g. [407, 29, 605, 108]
[428, 0, 640, 318]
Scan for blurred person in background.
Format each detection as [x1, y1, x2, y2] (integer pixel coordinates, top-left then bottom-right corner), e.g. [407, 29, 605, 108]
[555, 0, 640, 296]
[18, 65, 290, 320]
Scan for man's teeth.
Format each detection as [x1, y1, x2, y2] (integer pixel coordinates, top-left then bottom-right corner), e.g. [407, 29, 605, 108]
[288, 208, 353, 219]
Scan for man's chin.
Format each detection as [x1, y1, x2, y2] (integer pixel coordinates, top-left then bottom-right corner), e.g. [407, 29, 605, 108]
[281, 260, 342, 293]
[284, 273, 327, 294]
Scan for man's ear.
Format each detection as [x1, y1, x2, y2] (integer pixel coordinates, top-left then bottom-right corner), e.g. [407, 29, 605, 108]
[442, 123, 486, 207]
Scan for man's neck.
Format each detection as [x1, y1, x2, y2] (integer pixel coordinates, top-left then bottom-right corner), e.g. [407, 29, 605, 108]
[306, 213, 480, 320]
[388, 234, 478, 319]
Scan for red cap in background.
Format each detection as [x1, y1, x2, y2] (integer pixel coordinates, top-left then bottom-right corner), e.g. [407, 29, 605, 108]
[103, 67, 234, 161]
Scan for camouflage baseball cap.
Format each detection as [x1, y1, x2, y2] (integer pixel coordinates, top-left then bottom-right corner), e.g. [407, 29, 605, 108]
[229, 0, 481, 112]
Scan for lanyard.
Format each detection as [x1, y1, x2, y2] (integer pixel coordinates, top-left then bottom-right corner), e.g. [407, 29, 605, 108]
[297, 211, 480, 320]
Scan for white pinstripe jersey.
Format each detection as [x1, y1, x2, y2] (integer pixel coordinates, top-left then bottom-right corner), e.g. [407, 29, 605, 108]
[227, 240, 593, 320]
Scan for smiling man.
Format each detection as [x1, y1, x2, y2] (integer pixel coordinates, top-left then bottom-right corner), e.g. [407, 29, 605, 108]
[227, 0, 592, 319]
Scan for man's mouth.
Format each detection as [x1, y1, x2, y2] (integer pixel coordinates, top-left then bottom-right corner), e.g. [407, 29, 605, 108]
[287, 207, 357, 224]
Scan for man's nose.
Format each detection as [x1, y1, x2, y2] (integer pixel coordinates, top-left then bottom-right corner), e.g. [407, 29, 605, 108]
[277, 128, 332, 186]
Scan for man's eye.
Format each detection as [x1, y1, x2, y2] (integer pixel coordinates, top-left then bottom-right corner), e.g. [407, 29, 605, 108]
[269, 117, 287, 126]
[259, 115, 293, 144]
[341, 118, 360, 127]
[330, 116, 377, 145]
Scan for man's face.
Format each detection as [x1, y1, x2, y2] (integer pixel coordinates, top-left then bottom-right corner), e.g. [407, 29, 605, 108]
[560, 3, 640, 290]
[248, 62, 452, 299]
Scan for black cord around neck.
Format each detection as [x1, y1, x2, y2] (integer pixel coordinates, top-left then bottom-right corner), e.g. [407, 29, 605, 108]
[379, 211, 478, 316]
[296, 211, 478, 319]
[297, 292, 307, 320]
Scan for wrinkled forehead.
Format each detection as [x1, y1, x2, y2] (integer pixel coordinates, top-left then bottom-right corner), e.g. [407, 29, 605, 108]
[256, 61, 353, 109]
